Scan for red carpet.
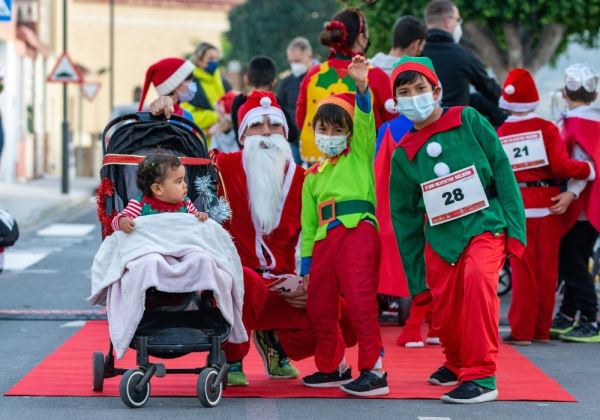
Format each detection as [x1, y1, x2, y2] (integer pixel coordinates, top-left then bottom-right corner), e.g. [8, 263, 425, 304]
[6, 321, 575, 401]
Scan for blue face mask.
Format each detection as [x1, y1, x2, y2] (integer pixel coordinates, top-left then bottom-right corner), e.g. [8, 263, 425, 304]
[205, 60, 219, 74]
[178, 81, 197, 103]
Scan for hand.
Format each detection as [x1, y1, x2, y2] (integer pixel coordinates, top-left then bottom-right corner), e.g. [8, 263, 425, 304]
[195, 211, 209, 222]
[149, 95, 175, 118]
[119, 216, 135, 233]
[550, 192, 576, 214]
[281, 284, 308, 309]
[302, 274, 309, 293]
[348, 55, 369, 95]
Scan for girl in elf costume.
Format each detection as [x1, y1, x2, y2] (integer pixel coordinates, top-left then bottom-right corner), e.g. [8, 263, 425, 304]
[112, 153, 208, 233]
[389, 56, 526, 404]
[495, 68, 594, 346]
[300, 55, 388, 397]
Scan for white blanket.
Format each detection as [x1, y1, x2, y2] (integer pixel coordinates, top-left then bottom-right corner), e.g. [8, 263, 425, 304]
[89, 213, 246, 359]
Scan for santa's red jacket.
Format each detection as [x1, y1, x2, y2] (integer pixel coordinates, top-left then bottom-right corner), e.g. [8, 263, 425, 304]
[213, 150, 305, 275]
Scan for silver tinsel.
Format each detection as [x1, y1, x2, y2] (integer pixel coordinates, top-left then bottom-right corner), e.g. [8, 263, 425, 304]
[194, 175, 232, 223]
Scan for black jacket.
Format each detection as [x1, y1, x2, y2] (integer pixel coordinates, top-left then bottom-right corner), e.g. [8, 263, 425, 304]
[422, 29, 501, 107]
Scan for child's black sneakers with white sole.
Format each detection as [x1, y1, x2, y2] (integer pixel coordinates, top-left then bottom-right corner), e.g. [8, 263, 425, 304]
[340, 370, 389, 397]
[302, 366, 352, 388]
[428, 365, 458, 386]
[441, 381, 498, 404]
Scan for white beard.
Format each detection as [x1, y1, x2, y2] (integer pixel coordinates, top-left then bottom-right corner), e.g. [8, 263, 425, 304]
[242, 134, 293, 235]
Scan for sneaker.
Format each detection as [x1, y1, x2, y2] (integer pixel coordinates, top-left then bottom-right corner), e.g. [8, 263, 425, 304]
[302, 366, 353, 388]
[441, 381, 498, 404]
[340, 370, 389, 397]
[253, 330, 299, 379]
[550, 312, 575, 339]
[425, 336, 441, 345]
[502, 334, 532, 346]
[396, 326, 424, 348]
[559, 317, 600, 343]
[428, 365, 458, 386]
[227, 361, 249, 386]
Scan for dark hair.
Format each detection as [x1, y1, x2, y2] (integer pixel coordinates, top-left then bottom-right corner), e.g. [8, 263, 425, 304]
[425, 0, 456, 24]
[136, 152, 182, 196]
[392, 16, 427, 49]
[564, 87, 598, 104]
[247, 55, 277, 88]
[320, 8, 366, 52]
[393, 70, 435, 92]
[312, 103, 353, 134]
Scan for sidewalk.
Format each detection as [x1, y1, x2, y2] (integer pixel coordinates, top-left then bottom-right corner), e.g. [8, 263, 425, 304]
[0, 176, 98, 232]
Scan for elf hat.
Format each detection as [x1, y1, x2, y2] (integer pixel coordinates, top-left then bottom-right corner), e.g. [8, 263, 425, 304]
[390, 56, 439, 92]
[138, 57, 195, 111]
[499, 68, 539, 112]
[237, 90, 288, 139]
[315, 92, 356, 120]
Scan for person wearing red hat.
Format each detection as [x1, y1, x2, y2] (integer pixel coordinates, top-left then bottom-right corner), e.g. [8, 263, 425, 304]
[209, 91, 240, 153]
[389, 56, 526, 403]
[138, 57, 196, 122]
[496, 68, 594, 346]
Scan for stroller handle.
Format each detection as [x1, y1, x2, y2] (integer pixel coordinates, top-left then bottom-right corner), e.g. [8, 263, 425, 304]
[102, 112, 208, 155]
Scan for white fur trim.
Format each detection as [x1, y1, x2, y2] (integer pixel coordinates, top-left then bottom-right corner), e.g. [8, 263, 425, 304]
[504, 84, 515, 95]
[238, 106, 288, 139]
[155, 60, 195, 95]
[498, 96, 539, 112]
[433, 162, 450, 177]
[426, 142, 442, 158]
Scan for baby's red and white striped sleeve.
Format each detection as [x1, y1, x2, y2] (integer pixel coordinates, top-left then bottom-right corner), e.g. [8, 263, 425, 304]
[111, 198, 142, 231]
[185, 198, 199, 215]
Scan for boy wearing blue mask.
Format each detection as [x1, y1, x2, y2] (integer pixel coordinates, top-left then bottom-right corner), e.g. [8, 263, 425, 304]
[389, 56, 526, 403]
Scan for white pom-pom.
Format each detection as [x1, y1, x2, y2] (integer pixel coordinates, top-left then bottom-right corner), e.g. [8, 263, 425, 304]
[384, 98, 398, 113]
[433, 162, 451, 177]
[426, 142, 442, 158]
[260, 96, 272, 108]
[504, 84, 515, 95]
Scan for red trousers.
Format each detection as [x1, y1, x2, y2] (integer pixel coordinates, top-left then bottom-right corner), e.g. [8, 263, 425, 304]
[508, 216, 561, 340]
[426, 232, 505, 382]
[308, 221, 383, 372]
[223, 267, 356, 363]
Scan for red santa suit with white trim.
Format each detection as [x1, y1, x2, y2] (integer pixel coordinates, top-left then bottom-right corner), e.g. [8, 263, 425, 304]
[496, 69, 594, 342]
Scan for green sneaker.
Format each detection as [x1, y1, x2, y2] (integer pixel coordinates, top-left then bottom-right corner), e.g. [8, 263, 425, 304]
[559, 317, 600, 343]
[227, 361, 249, 386]
[253, 330, 299, 379]
[549, 312, 575, 339]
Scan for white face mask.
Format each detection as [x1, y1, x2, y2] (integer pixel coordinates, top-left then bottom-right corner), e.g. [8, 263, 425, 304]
[315, 133, 348, 156]
[177, 81, 197, 103]
[453, 22, 463, 44]
[290, 62, 308, 78]
[395, 91, 437, 122]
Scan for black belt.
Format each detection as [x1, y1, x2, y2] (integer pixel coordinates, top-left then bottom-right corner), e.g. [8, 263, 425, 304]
[317, 199, 375, 226]
[517, 179, 560, 188]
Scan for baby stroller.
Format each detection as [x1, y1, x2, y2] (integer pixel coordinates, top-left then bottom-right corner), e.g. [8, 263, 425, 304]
[92, 112, 230, 408]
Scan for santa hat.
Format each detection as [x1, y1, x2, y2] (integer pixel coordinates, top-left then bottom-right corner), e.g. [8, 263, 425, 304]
[390, 56, 439, 92]
[237, 90, 288, 139]
[315, 92, 356, 120]
[499, 68, 539, 112]
[217, 91, 239, 115]
[138, 57, 195, 111]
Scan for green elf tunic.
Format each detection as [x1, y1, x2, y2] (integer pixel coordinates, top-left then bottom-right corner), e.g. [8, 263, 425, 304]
[389, 106, 527, 297]
[300, 90, 377, 275]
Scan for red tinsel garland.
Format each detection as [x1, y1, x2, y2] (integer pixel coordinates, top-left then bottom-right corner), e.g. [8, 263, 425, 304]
[96, 177, 116, 239]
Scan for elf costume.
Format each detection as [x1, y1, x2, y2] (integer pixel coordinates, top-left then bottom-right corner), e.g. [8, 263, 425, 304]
[301, 90, 383, 376]
[112, 195, 198, 231]
[389, 57, 527, 394]
[496, 69, 593, 343]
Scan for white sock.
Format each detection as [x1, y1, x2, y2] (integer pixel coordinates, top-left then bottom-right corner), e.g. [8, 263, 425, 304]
[370, 369, 384, 378]
[338, 358, 349, 375]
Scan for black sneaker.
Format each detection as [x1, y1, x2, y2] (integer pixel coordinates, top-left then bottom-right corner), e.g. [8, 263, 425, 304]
[559, 317, 600, 343]
[502, 334, 532, 346]
[340, 370, 389, 397]
[441, 381, 499, 404]
[428, 366, 458, 386]
[303, 366, 352, 388]
[550, 312, 575, 339]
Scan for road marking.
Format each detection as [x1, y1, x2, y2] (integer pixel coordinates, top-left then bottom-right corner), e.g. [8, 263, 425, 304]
[3, 251, 49, 270]
[3, 269, 59, 274]
[37, 223, 95, 237]
[61, 320, 87, 328]
[419, 417, 452, 420]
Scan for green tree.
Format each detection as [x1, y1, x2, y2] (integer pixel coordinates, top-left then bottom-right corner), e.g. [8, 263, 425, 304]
[344, 0, 600, 81]
[225, 0, 340, 73]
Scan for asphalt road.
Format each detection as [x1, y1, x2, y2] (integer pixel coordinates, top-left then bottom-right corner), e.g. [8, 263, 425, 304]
[0, 203, 598, 420]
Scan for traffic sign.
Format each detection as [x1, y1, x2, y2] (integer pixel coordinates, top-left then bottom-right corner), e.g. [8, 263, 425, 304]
[0, 0, 12, 22]
[82, 82, 101, 101]
[47, 52, 83, 84]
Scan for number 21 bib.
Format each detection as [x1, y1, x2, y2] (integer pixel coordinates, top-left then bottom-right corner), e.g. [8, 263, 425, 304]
[499, 130, 549, 171]
[421, 165, 490, 226]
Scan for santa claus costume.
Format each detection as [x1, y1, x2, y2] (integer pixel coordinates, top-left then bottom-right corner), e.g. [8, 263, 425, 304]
[496, 69, 594, 345]
[389, 56, 526, 403]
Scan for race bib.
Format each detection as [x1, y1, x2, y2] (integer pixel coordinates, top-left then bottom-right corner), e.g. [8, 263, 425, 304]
[421, 165, 490, 226]
[499, 130, 549, 171]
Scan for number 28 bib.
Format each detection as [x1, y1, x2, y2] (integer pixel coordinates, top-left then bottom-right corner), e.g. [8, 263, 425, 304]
[421, 165, 490, 226]
[499, 130, 549, 171]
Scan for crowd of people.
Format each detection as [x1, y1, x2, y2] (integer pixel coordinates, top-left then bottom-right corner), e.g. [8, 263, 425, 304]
[106, 0, 599, 405]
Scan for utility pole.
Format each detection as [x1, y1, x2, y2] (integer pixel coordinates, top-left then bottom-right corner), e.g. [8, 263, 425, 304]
[61, 0, 69, 194]
[109, 0, 115, 114]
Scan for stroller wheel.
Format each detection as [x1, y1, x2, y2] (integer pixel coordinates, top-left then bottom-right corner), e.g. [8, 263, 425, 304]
[92, 352, 105, 391]
[197, 368, 222, 408]
[120, 369, 151, 408]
